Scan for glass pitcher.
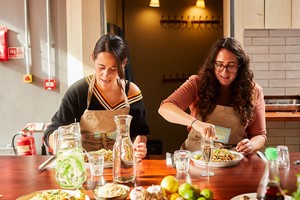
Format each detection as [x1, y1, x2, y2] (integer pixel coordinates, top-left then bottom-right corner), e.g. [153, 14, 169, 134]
[113, 115, 136, 183]
[54, 122, 87, 189]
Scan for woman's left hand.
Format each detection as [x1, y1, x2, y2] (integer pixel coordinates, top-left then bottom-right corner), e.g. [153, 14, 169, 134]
[133, 135, 147, 161]
[236, 138, 253, 155]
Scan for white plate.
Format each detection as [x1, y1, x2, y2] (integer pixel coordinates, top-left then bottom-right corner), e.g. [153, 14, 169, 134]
[16, 189, 90, 200]
[191, 150, 244, 168]
[231, 192, 292, 200]
[104, 162, 113, 168]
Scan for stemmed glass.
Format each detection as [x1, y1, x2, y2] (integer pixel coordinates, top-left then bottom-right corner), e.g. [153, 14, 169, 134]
[200, 137, 214, 177]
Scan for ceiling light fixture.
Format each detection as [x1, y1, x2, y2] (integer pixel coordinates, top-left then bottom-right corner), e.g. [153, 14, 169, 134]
[149, 0, 160, 7]
[196, 0, 205, 8]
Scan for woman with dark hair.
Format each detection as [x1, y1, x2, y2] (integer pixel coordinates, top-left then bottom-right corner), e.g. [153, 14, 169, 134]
[44, 33, 149, 159]
[158, 37, 266, 155]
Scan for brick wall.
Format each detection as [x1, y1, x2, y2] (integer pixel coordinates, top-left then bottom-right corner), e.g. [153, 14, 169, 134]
[244, 29, 300, 152]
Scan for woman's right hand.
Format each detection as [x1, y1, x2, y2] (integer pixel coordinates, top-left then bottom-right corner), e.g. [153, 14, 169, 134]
[191, 120, 216, 139]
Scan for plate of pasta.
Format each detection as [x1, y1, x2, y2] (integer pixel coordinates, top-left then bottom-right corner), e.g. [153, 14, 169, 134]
[17, 189, 89, 200]
[191, 149, 244, 168]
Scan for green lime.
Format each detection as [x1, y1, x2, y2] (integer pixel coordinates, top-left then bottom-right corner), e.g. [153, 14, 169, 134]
[178, 183, 192, 196]
[200, 189, 214, 200]
[197, 197, 207, 200]
[182, 189, 195, 200]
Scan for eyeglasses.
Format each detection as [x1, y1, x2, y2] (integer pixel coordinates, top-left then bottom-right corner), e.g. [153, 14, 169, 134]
[214, 62, 239, 73]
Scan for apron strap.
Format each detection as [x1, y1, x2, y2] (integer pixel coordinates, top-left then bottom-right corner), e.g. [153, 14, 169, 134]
[87, 74, 130, 109]
[118, 78, 130, 108]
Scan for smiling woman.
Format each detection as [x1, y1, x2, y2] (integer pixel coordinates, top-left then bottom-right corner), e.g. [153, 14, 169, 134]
[158, 36, 267, 155]
[44, 33, 150, 160]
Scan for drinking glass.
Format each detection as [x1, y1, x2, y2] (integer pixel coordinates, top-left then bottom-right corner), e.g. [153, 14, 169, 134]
[174, 150, 191, 173]
[89, 152, 105, 176]
[200, 137, 214, 177]
[276, 145, 290, 169]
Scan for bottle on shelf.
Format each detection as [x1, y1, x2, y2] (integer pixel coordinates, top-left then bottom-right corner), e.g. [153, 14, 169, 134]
[257, 147, 285, 200]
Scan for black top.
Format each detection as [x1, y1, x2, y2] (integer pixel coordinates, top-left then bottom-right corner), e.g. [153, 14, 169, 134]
[44, 75, 150, 147]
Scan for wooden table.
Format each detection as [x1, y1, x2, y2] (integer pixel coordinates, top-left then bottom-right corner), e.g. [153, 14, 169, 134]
[1, 153, 300, 199]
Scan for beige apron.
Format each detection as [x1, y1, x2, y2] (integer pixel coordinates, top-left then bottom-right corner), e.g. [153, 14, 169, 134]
[182, 105, 246, 152]
[80, 75, 130, 151]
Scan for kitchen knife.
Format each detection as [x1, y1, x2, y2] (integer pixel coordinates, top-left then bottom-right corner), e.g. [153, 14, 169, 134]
[37, 156, 56, 173]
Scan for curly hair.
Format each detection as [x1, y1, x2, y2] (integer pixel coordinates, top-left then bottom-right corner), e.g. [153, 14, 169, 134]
[196, 37, 255, 126]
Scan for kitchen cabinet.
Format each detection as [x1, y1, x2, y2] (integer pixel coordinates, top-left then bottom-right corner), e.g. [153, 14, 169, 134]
[242, 0, 264, 29]
[293, 0, 300, 28]
[238, 0, 300, 29]
[265, 0, 291, 29]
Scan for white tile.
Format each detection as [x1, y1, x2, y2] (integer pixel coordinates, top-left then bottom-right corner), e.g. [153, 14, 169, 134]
[255, 79, 269, 87]
[254, 71, 285, 79]
[286, 88, 300, 95]
[245, 45, 269, 54]
[266, 137, 285, 144]
[287, 54, 300, 62]
[251, 62, 269, 70]
[286, 71, 300, 78]
[286, 37, 300, 45]
[269, 29, 300, 36]
[244, 29, 269, 37]
[244, 37, 252, 45]
[253, 37, 285, 46]
[253, 54, 285, 62]
[285, 121, 300, 129]
[285, 137, 300, 144]
[270, 46, 300, 54]
[263, 88, 286, 95]
[267, 121, 285, 128]
[270, 79, 300, 87]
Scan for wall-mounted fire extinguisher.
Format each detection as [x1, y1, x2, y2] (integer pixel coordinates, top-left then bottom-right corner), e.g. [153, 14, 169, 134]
[0, 27, 9, 61]
[12, 128, 37, 156]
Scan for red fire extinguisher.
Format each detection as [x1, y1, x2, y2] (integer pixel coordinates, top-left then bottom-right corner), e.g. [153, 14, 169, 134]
[12, 128, 37, 156]
[0, 27, 8, 61]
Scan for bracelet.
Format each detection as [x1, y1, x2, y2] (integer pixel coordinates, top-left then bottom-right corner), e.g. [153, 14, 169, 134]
[190, 119, 197, 127]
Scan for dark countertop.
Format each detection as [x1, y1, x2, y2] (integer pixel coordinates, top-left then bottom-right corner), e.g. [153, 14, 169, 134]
[266, 111, 300, 121]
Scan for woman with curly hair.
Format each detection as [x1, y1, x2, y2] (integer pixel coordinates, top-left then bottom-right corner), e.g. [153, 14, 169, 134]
[158, 37, 266, 155]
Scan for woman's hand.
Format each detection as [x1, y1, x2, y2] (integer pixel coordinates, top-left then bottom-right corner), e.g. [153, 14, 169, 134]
[191, 120, 216, 139]
[236, 138, 253, 155]
[133, 135, 147, 161]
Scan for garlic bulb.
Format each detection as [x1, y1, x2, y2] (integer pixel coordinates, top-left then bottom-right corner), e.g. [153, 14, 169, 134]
[130, 186, 148, 200]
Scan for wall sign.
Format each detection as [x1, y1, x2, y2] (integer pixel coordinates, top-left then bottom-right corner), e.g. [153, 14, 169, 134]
[8, 47, 24, 59]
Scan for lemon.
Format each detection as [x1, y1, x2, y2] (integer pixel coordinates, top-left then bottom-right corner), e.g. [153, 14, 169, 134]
[169, 192, 180, 200]
[200, 188, 214, 200]
[160, 175, 179, 194]
[178, 183, 192, 196]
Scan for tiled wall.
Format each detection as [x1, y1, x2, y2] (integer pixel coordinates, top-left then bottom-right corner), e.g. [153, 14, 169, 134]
[243, 29, 300, 152]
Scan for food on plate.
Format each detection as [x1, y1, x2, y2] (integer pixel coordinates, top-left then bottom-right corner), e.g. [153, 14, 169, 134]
[84, 149, 113, 164]
[193, 149, 238, 162]
[28, 189, 86, 200]
[94, 183, 129, 198]
[239, 195, 255, 200]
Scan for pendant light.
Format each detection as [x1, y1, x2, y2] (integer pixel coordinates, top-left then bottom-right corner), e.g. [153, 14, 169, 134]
[196, 0, 205, 8]
[149, 0, 160, 7]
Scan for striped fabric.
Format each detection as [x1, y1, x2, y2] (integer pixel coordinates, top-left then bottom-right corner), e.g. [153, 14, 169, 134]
[86, 75, 142, 111]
